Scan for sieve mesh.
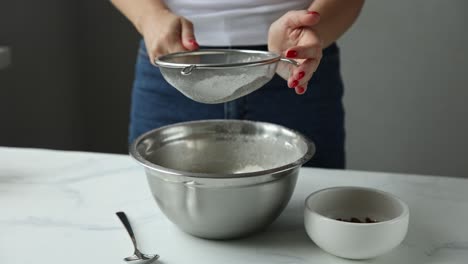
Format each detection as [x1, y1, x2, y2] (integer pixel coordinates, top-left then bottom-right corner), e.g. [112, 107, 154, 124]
[155, 49, 297, 104]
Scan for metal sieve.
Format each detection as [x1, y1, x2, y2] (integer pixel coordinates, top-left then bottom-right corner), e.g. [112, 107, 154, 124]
[154, 49, 299, 104]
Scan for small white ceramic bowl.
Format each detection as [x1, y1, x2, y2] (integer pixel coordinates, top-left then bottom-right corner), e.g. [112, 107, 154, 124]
[304, 186, 409, 259]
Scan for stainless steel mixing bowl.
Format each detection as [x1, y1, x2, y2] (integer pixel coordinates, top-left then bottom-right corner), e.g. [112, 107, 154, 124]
[129, 120, 315, 239]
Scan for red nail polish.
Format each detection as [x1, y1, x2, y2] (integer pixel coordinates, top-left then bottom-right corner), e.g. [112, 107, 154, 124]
[298, 71, 305, 80]
[308, 11, 320, 16]
[189, 39, 199, 46]
[296, 86, 305, 95]
[291, 80, 299, 87]
[286, 50, 297, 58]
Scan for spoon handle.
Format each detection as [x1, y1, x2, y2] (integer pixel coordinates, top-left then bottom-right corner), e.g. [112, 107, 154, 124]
[116, 211, 139, 250]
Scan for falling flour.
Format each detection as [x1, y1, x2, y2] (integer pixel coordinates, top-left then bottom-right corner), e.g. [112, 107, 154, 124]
[187, 73, 271, 104]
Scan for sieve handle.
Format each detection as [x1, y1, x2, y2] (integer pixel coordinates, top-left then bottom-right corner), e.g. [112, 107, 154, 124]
[280, 58, 300, 67]
[181, 65, 196, 75]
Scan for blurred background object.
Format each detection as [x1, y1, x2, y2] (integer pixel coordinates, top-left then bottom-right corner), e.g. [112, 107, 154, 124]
[0, 0, 138, 153]
[0, 46, 11, 69]
[0, 0, 467, 177]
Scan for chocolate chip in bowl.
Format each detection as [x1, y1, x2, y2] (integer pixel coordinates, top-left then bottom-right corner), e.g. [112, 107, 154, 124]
[335, 217, 379, 223]
[304, 186, 409, 259]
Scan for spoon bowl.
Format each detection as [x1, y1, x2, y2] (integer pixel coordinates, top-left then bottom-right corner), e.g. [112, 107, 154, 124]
[123, 253, 159, 263]
[116, 211, 160, 263]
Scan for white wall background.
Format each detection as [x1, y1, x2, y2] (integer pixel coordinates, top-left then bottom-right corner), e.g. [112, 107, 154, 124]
[340, 0, 468, 177]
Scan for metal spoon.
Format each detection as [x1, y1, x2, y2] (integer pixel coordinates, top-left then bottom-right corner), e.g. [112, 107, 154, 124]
[116, 211, 160, 263]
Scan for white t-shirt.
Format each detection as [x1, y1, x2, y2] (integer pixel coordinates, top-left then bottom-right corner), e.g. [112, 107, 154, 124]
[165, 0, 311, 46]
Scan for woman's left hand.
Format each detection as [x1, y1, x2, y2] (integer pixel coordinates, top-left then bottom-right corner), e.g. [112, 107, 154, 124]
[268, 10, 322, 95]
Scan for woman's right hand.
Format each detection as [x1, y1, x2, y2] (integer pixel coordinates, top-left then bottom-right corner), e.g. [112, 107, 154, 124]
[138, 9, 199, 65]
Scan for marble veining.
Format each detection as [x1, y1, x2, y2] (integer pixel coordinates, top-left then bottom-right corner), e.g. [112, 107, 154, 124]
[1, 216, 120, 231]
[426, 242, 468, 257]
[1, 147, 468, 264]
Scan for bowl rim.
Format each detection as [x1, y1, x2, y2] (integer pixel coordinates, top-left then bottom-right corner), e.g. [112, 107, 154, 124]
[129, 119, 315, 179]
[304, 186, 410, 226]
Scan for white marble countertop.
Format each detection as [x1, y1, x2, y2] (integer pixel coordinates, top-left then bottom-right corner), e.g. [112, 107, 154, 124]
[1, 147, 467, 264]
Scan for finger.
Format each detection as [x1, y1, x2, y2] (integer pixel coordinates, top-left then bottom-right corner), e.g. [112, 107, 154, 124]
[287, 78, 299, 89]
[180, 19, 199, 50]
[167, 40, 187, 54]
[297, 58, 320, 84]
[286, 61, 301, 88]
[145, 39, 165, 66]
[149, 38, 184, 65]
[283, 10, 320, 29]
[295, 84, 307, 95]
[285, 43, 322, 60]
[288, 58, 318, 88]
[165, 27, 188, 54]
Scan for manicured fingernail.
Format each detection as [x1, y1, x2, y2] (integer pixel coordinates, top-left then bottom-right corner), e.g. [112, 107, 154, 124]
[286, 50, 297, 58]
[296, 86, 305, 95]
[189, 39, 199, 46]
[291, 80, 299, 87]
[308, 11, 320, 16]
[298, 71, 305, 80]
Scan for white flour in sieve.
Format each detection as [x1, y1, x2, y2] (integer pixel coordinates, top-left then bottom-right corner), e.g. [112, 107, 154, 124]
[188, 73, 270, 104]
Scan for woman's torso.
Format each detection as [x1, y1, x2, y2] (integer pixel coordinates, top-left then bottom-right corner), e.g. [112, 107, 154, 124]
[165, 0, 311, 46]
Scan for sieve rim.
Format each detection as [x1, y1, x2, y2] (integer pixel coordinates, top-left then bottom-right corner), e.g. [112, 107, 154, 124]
[154, 49, 282, 69]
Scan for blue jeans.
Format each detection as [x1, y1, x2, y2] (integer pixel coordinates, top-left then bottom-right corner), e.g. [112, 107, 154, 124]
[129, 41, 345, 169]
